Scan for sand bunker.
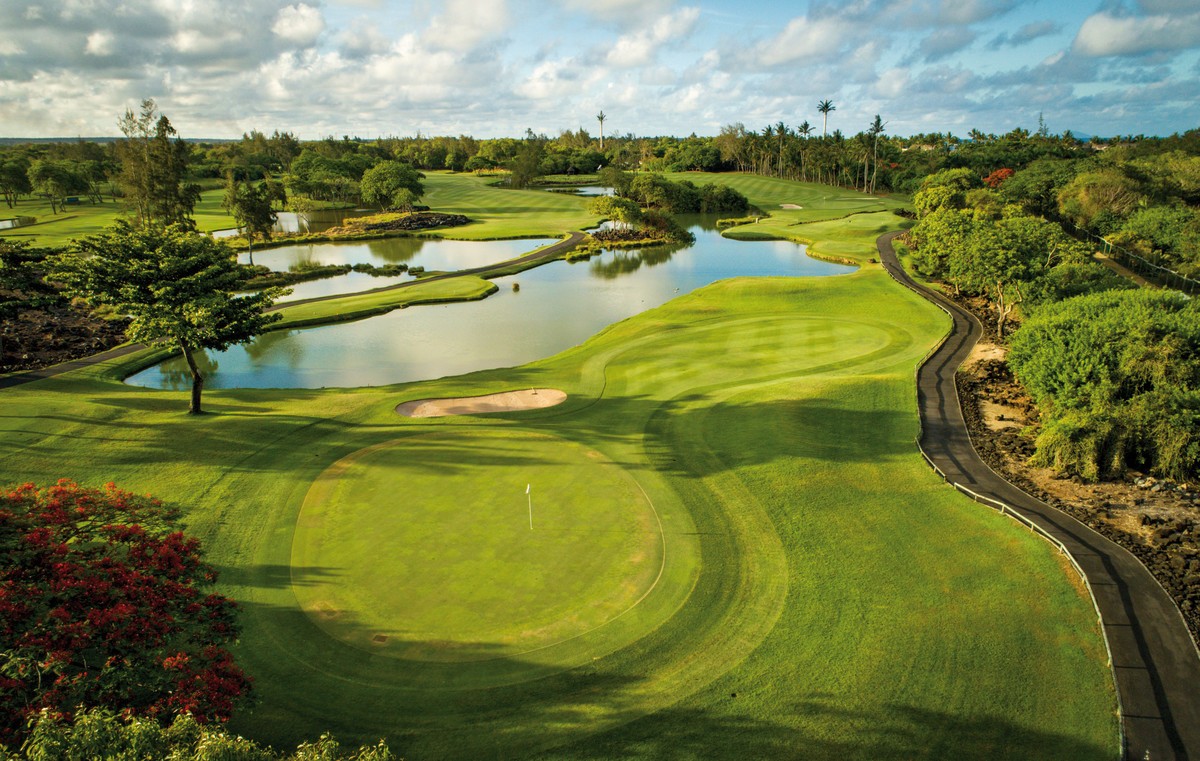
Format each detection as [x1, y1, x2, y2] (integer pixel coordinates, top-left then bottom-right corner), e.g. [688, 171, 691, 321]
[395, 388, 567, 418]
[780, 203, 803, 209]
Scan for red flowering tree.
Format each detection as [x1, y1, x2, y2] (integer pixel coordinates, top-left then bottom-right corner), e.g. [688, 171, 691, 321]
[983, 167, 1015, 188]
[0, 480, 250, 743]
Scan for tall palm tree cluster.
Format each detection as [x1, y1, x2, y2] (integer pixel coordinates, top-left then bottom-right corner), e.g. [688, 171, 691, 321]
[710, 101, 891, 193]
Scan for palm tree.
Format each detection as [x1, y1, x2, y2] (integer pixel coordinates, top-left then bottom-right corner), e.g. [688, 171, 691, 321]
[775, 121, 788, 177]
[796, 120, 813, 181]
[761, 124, 775, 175]
[868, 114, 886, 194]
[818, 99, 836, 138]
[597, 111, 606, 151]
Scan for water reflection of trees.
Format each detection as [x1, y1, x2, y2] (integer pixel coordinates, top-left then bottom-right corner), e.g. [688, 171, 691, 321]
[673, 213, 722, 233]
[590, 240, 690, 280]
[242, 329, 300, 364]
[156, 349, 219, 391]
[367, 237, 428, 264]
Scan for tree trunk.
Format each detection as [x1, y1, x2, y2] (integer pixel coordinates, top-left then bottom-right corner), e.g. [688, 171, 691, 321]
[180, 339, 204, 415]
[994, 285, 1012, 340]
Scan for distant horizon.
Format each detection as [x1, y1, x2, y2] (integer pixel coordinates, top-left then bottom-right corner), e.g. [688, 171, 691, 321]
[0, 128, 1150, 145]
[2, 1, 1198, 140]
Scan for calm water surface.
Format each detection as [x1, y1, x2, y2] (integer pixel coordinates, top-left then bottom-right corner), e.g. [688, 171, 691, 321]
[127, 217, 853, 390]
[239, 237, 555, 303]
[212, 208, 374, 239]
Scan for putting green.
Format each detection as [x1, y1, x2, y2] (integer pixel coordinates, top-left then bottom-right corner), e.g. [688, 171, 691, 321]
[291, 430, 665, 664]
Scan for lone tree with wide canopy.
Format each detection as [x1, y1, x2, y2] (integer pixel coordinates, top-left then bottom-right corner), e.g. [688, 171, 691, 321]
[52, 222, 284, 414]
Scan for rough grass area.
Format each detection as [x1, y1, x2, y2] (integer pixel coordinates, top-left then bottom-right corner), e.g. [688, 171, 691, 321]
[0, 256, 1117, 759]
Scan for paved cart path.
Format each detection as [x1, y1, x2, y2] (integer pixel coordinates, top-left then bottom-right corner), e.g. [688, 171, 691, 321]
[878, 230, 1200, 761]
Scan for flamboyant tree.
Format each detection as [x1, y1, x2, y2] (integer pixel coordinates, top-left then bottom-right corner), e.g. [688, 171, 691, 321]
[52, 222, 285, 414]
[0, 481, 252, 744]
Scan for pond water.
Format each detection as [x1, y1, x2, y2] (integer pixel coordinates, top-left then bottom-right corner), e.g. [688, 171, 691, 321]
[0, 216, 36, 230]
[127, 216, 853, 390]
[212, 208, 374, 239]
[543, 185, 614, 197]
[239, 237, 555, 303]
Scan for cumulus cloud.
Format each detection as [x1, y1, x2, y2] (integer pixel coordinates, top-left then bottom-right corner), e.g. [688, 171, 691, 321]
[272, 3, 325, 45]
[425, 0, 510, 53]
[755, 14, 857, 66]
[84, 30, 115, 56]
[0, 0, 1198, 140]
[1073, 10, 1200, 57]
[606, 7, 700, 68]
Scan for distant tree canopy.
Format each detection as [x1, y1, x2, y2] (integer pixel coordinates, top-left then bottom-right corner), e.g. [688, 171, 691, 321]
[1010, 290, 1200, 482]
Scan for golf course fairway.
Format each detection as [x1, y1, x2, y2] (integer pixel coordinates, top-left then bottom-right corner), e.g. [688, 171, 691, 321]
[0, 203, 1118, 759]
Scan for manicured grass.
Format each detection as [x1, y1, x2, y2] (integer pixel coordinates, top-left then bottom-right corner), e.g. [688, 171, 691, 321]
[0, 259, 1117, 760]
[665, 171, 905, 222]
[271, 274, 499, 329]
[420, 171, 598, 238]
[0, 189, 239, 248]
[292, 429, 670, 672]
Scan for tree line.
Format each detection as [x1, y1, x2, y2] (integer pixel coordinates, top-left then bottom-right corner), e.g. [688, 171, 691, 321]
[903, 144, 1200, 482]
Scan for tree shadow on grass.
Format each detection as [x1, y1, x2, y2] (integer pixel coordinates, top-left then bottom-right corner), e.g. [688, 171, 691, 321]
[559, 698, 1111, 761]
[213, 563, 342, 590]
[230, 597, 1111, 761]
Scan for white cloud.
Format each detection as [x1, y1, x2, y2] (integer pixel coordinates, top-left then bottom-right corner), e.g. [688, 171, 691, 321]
[757, 15, 856, 66]
[606, 7, 700, 68]
[272, 3, 325, 45]
[85, 30, 115, 56]
[425, 0, 510, 53]
[1073, 10, 1200, 57]
[871, 67, 912, 99]
[517, 57, 601, 100]
[173, 28, 227, 55]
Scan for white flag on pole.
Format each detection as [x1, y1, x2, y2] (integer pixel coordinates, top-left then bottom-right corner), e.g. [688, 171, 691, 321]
[526, 484, 531, 494]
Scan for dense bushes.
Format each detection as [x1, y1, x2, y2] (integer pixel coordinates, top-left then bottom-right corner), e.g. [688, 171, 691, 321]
[1009, 290, 1200, 481]
[624, 174, 749, 214]
[5, 708, 395, 761]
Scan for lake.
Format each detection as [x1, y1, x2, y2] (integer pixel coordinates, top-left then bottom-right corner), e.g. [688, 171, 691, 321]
[238, 237, 556, 303]
[127, 216, 853, 390]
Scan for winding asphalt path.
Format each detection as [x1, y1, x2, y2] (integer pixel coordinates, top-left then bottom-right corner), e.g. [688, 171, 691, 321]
[0, 231, 586, 391]
[878, 230, 1200, 760]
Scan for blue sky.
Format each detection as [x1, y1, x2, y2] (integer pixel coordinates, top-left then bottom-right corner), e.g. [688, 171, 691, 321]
[1, 0, 1197, 139]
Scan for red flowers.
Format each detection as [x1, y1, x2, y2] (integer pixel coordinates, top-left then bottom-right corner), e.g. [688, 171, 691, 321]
[0, 480, 251, 743]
